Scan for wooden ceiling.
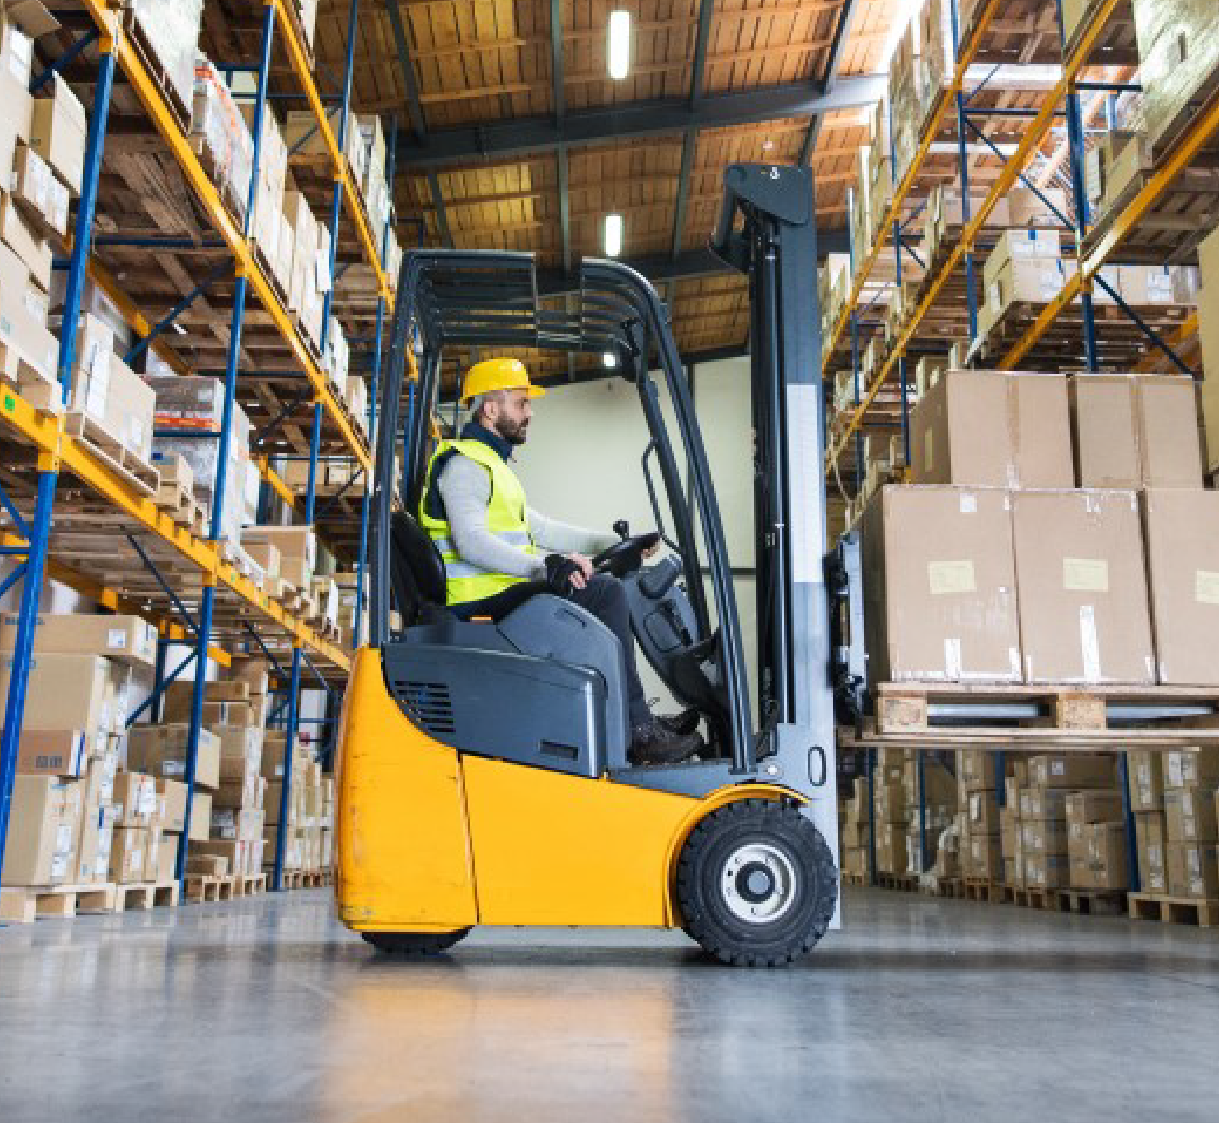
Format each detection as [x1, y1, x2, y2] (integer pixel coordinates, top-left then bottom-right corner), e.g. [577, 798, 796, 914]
[317, 0, 900, 378]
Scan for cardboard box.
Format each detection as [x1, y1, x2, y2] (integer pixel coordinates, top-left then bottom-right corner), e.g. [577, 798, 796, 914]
[156, 779, 188, 833]
[210, 724, 262, 782]
[1066, 790, 1125, 826]
[12, 141, 69, 236]
[104, 353, 156, 461]
[0, 190, 49, 291]
[873, 782, 905, 823]
[193, 839, 249, 877]
[29, 74, 87, 194]
[1135, 811, 1167, 893]
[157, 831, 180, 883]
[113, 771, 157, 827]
[1011, 490, 1154, 683]
[210, 808, 264, 842]
[0, 775, 74, 885]
[1029, 754, 1117, 790]
[1022, 819, 1068, 856]
[228, 658, 271, 697]
[109, 826, 148, 884]
[1166, 842, 1219, 899]
[1165, 748, 1219, 790]
[1128, 750, 1164, 811]
[1131, 0, 1219, 151]
[188, 790, 212, 843]
[75, 804, 115, 885]
[1069, 374, 1203, 489]
[968, 789, 1000, 835]
[14, 729, 90, 778]
[1024, 853, 1070, 888]
[911, 370, 1072, 489]
[1165, 787, 1218, 843]
[1140, 490, 1219, 685]
[860, 486, 1021, 684]
[969, 834, 1003, 879]
[124, 724, 221, 790]
[0, 612, 157, 668]
[240, 525, 316, 588]
[1073, 821, 1129, 889]
[0, 652, 120, 733]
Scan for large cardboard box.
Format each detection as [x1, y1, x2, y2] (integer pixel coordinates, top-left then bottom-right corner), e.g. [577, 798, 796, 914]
[0, 652, 120, 733]
[1069, 374, 1203, 489]
[109, 826, 148, 884]
[968, 789, 1000, 836]
[1194, 225, 1219, 470]
[860, 486, 1021, 684]
[1135, 810, 1167, 893]
[240, 525, 315, 588]
[1140, 490, 1219, 685]
[104, 353, 156, 461]
[911, 370, 1072, 488]
[193, 838, 250, 877]
[29, 73, 86, 194]
[1131, 0, 1219, 151]
[1165, 787, 1218, 842]
[0, 775, 74, 885]
[1128, 750, 1164, 811]
[1073, 822, 1129, 890]
[210, 808, 264, 842]
[0, 612, 157, 668]
[1030, 754, 1117, 790]
[1024, 853, 1070, 888]
[1166, 841, 1219, 899]
[157, 831, 181, 883]
[1011, 490, 1154, 683]
[1066, 790, 1125, 826]
[14, 729, 90, 777]
[188, 790, 212, 842]
[210, 724, 262, 784]
[125, 724, 221, 790]
[1165, 748, 1219, 790]
[75, 804, 115, 885]
[156, 779, 188, 833]
[113, 771, 157, 827]
[1022, 819, 1068, 856]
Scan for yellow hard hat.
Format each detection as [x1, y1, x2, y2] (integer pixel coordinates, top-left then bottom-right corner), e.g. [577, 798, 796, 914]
[460, 357, 547, 404]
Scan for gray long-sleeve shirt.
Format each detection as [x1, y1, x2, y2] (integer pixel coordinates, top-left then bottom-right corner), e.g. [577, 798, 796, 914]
[436, 454, 618, 580]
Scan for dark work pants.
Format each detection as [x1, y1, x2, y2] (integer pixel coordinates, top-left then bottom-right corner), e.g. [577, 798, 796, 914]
[455, 573, 650, 728]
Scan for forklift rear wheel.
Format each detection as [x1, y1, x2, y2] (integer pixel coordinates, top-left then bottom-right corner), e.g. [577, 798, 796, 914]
[676, 799, 837, 967]
[362, 929, 472, 956]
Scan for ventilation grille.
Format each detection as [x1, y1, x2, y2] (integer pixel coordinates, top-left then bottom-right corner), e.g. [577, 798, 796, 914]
[392, 680, 456, 735]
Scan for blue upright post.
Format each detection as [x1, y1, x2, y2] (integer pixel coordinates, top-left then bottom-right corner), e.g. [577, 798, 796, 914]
[151, 635, 169, 723]
[1119, 752, 1139, 893]
[272, 645, 304, 889]
[1, 49, 115, 878]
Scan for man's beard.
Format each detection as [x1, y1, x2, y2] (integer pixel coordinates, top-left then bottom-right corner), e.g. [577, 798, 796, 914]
[495, 416, 529, 445]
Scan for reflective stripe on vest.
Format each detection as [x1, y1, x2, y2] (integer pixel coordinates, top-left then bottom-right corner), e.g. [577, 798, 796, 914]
[418, 438, 539, 605]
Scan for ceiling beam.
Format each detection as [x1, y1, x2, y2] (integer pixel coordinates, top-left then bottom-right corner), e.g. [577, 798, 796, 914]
[799, 0, 862, 167]
[427, 171, 453, 247]
[397, 75, 886, 167]
[671, 0, 715, 260]
[384, 0, 427, 139]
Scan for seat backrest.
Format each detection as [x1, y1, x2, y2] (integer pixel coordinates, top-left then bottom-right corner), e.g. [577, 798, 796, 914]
[390, 512, 447, 625]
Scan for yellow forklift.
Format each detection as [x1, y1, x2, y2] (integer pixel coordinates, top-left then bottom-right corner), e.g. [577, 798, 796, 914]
[335, 165, 841, 966]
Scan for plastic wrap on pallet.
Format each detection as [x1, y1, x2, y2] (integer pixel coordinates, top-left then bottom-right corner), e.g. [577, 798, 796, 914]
[145, 374, 250, 456]
[151, 439, 249, 542]
[128, 0, 203, 120]
[190, 57, 253, 223]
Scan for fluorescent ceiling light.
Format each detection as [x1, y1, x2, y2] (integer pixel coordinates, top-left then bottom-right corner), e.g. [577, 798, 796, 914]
[608, 11, 631, 81]
[602, 352, 617, 368]
[604, 213, 623, 257]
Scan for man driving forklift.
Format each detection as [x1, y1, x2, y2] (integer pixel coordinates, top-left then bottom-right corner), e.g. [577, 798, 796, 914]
[418, 355, 703, 766]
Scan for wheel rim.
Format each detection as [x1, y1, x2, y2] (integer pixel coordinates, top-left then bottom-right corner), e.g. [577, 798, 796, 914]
[720, 841, 798, 925]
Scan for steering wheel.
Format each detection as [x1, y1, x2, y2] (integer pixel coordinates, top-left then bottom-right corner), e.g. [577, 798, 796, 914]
[592, 531, 661, 578]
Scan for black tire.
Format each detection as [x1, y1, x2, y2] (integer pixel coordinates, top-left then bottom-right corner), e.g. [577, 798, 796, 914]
[676, 799, 838, 967]
[362, 928, 471, 956]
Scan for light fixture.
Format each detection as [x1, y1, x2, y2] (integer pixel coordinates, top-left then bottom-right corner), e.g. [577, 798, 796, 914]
[602, 352, 617, 368]
[608, 11, 631, 81]
[604, 212, 623, 257]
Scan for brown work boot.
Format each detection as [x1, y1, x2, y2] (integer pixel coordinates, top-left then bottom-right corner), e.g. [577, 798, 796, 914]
[628, 719, 702, 766]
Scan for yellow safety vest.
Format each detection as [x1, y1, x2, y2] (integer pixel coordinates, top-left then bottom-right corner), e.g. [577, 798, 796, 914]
[418, 438, 540, 605]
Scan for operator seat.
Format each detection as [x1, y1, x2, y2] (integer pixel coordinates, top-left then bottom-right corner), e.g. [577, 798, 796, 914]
[383, 512, 631, 775]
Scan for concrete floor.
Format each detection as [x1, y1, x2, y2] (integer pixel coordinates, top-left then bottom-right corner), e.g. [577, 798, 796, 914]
[2, 889, 1218, 1122]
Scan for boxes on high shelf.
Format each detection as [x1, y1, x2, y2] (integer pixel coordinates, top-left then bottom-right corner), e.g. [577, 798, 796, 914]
[123, 0, 202, 118]
[1165, 748, 1219, 790]
[0, 775, 76, 886]
[979, 257, 1075, 340]
[12, 142, 69, 237]
[285, 106, 366, 185]
[1118, 264, 1197, 307]
[1135, 810, 1168, 893]
[860, 485, 1022, 684]
[1140, 490, 1219, 685]
[0, 612, 158, 669]
[191, 58, 253, 220]
[911, 370, 1072, 488]
[239, 100, 287, 261]
[0, 652, 127, 735]
[1011, 490, 1154, 684]
[325, 316, 349, 391]
[1069, 374, 1203, 490]
[161, 679, 251, 722]
[1131, 0, 1219, 153]
[0, 191, 51, 292]
[241, 525, 316, 589]
[1165, 786, 1218, 843]
[983, 229, 1063, 288]
[29, 73, 85, 196]
[244, 540, 281, 582]
[14, 729, 97, 778]
[125, 724, 221, 790]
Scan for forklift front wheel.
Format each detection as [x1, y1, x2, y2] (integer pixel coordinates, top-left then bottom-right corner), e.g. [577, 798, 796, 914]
[362, 929, 472, 957]
[676, 799, 837, 967]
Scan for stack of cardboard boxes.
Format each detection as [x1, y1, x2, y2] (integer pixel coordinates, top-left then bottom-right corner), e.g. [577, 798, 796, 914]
[0, 613, 182, 890]
[261, 731, 334, 875]
[242, 525, 317, 598]
[1162, 748, 1219, 898]
[839, 777, 871, 879]
[190, 57, 254, 222]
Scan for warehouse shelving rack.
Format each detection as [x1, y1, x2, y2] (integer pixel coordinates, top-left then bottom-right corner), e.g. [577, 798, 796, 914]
[827, 0, 1219, 892]
[0, 0, 398, 895]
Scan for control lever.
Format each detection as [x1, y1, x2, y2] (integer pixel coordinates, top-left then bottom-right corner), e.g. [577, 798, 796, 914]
[613, 519, 630, 541]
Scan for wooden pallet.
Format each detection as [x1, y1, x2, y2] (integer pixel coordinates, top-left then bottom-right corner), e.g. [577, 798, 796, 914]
[876, 872, 920, 893]
[841, 870, 870, 887]
[231, 873, 268, 897]
[923, 876, 965, 899]
[1128, 893, 1219, 928]
[113, 882, 158, 913]
[253, 241, 289, 309]
[153, 881, 180, 908]
[185, 874, 234, 903]
[0, 882, 117, 923]
[1020, 886, 1129, 915]
[64, 412, 159, 497]
[964, 878, 1005, 904]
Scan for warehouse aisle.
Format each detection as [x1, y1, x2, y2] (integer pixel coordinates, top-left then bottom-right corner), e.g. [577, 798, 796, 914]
[2, 889, 1218, 1122]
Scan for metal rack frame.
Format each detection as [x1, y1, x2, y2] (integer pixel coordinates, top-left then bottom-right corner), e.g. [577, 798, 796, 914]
[0, 0, 396, 894]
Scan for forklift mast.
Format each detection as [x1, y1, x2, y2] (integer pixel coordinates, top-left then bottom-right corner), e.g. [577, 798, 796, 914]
[711, 163, 839, 848]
